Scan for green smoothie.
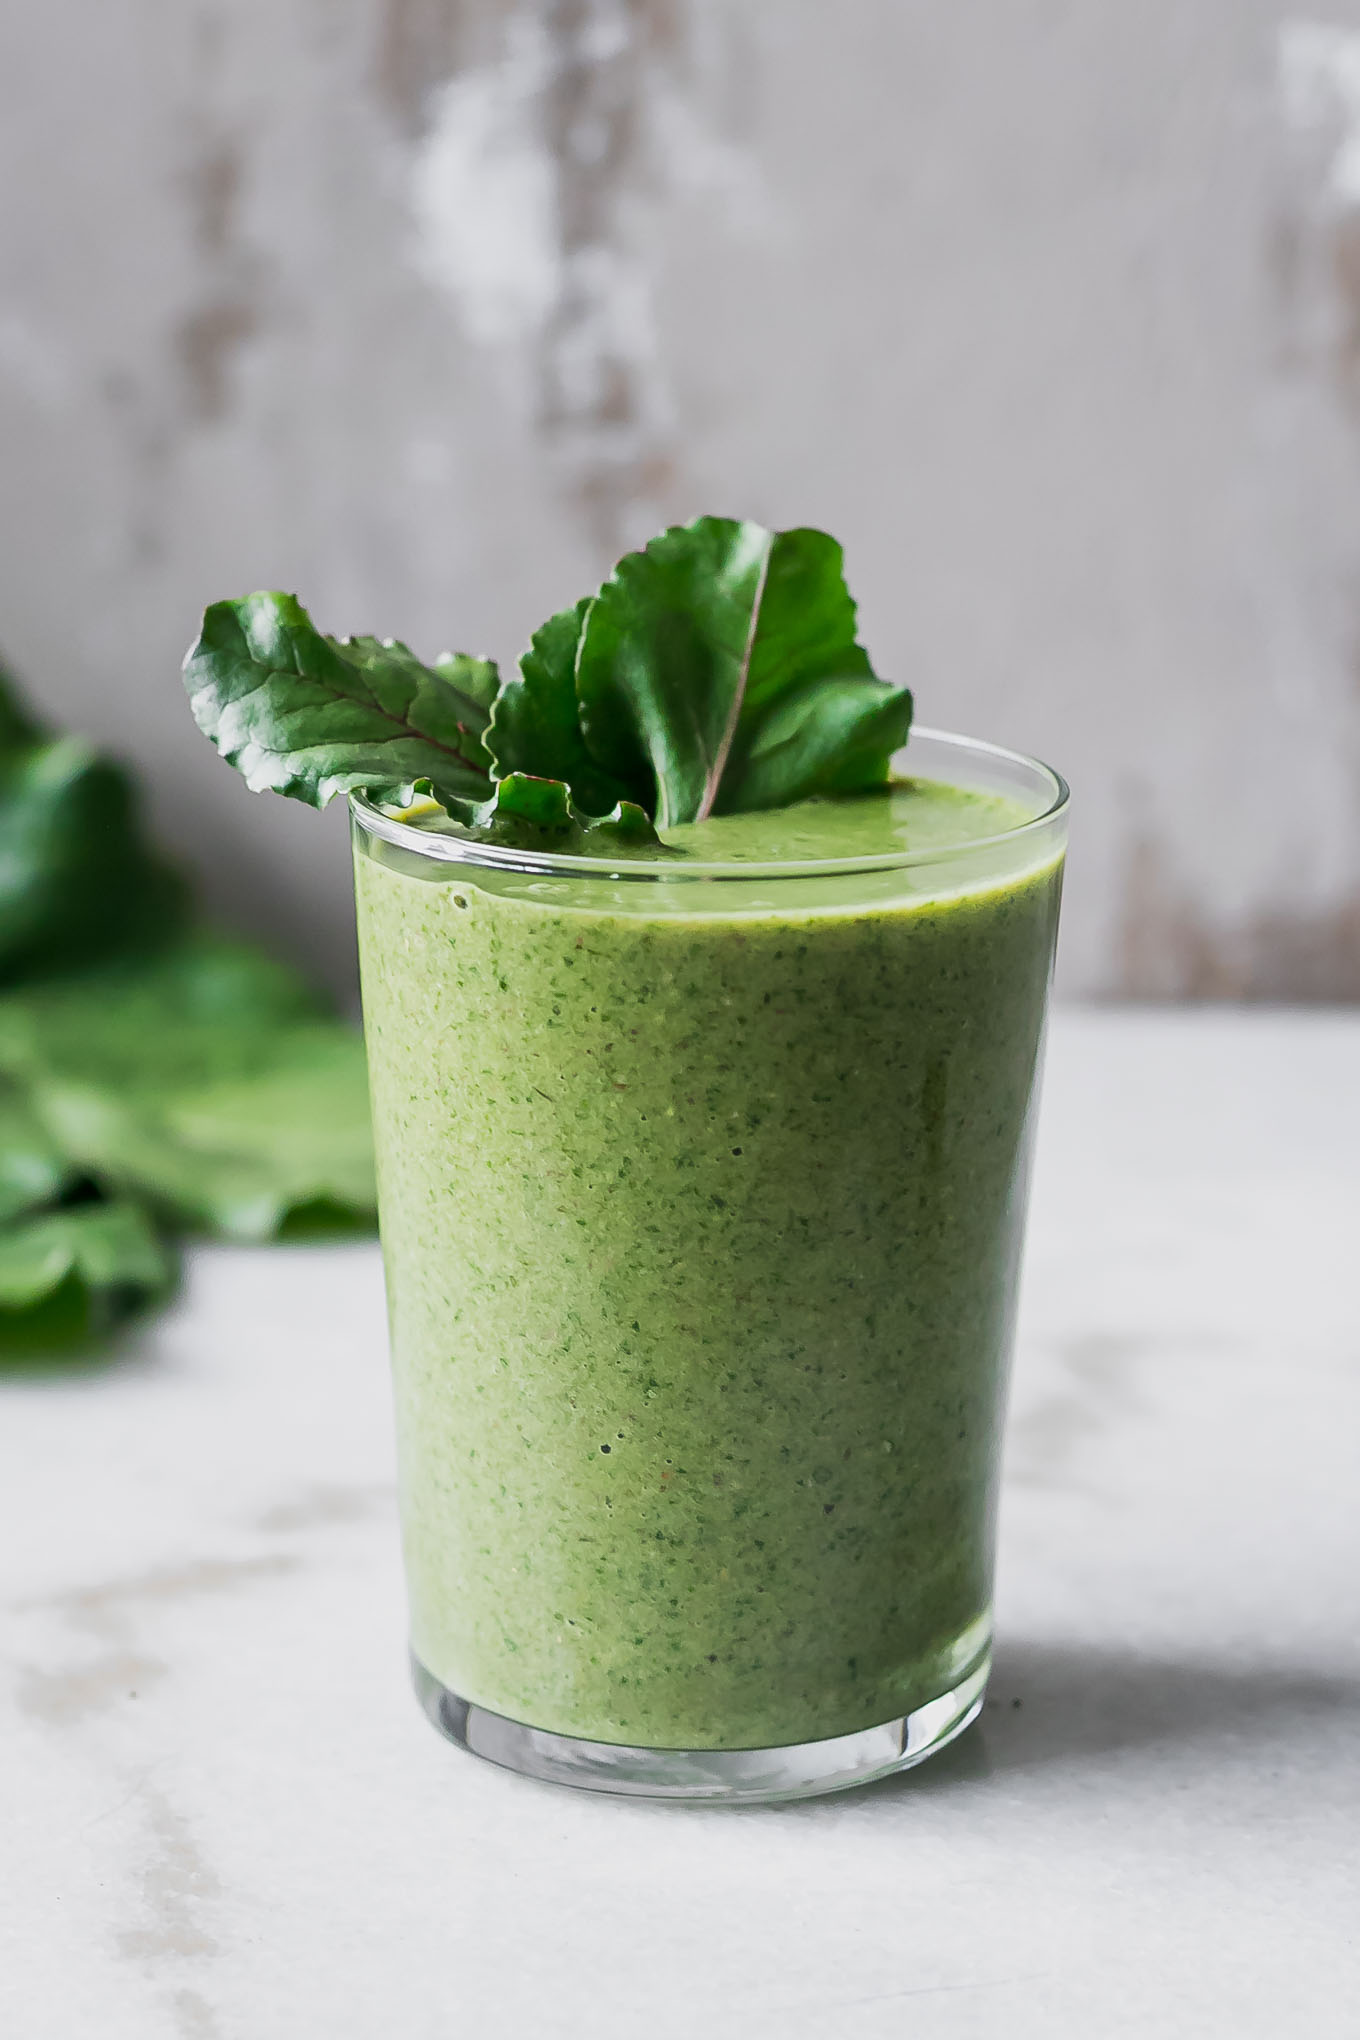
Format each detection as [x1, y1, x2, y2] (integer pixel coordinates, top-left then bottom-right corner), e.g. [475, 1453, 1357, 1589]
[353, 776, 1063, 1751]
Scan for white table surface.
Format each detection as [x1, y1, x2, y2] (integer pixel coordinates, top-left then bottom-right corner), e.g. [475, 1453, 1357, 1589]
[3, 1010, 1357, 2040]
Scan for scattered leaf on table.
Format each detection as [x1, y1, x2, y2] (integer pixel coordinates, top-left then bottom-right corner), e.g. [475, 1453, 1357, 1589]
[0, 653, 42, 749]
[0, 935, 377, 1240]
[0, 732, 186, 984]
[32, 1036, 375, 1240]
[0, 1198, 176, 1350]
[0, 1077, 74, 1224]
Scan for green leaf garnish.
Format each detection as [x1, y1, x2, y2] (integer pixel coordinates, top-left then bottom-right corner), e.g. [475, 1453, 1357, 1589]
[486, 598, 634, 817]
[418, 772, 666, 855]
[493, 519, 911, 825]
[184, 592, 496, 809]
[184, 515, 911, 840]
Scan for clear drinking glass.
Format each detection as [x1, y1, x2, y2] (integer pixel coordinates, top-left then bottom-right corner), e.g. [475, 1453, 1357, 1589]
[351, 728, 1068, 1802]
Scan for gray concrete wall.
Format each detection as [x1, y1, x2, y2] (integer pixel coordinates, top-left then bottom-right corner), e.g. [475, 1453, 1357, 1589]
[3, 1, 1360, 998]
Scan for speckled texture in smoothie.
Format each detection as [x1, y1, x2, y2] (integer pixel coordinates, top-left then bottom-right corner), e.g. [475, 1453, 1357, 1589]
[354, 783, 1063, 1749]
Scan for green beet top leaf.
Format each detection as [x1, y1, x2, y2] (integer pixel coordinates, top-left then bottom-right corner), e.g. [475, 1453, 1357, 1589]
[184, 592, 496, 809]
[183, 517, 913, 842]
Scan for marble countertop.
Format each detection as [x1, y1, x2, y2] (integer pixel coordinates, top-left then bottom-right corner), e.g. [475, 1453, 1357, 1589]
[3, 1011, 1357, 2039]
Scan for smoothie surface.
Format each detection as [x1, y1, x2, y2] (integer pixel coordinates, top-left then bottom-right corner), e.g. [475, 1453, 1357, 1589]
[660, 779, 1033, 862]
[392, 776, 1036, 877]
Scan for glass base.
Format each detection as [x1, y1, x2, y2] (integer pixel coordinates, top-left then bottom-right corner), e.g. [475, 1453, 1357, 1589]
[410, 1648, 990, 1804]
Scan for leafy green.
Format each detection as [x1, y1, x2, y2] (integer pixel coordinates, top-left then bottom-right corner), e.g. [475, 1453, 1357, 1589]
[183, 592, 496, 809]
[0, 932, 319, 1083]
[0, 1199, 176, 1349]
[185, 515, 912, 837]
[0, 1077, 74, 1224]
[414, 771, 664, 855]
[0, 727, 186, 984]
[0, 935, 376, 1241]
[0, 648, 377, 1351]
[726, 667, 922, 813]
[432, 649, 500, 717]
[491, 519, 913, 826]
[0, 652, 41, 749]
[571, 518, 772, 823]
[486, 598, 634, 816]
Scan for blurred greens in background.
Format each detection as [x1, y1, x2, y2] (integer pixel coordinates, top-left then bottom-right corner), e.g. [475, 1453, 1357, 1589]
[0, 652, 375, 1353]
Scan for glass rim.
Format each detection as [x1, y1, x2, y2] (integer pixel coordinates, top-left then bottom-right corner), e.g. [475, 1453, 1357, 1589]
[349, 725, 1069, 882]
